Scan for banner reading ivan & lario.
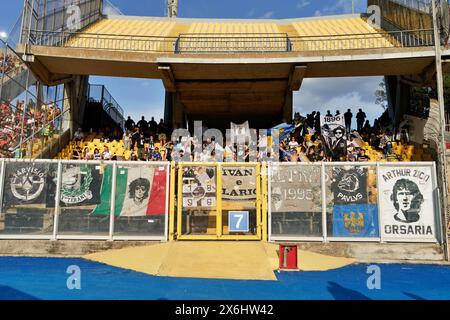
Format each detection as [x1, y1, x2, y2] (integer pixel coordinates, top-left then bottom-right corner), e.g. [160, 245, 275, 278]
[378, 166, 438, 242]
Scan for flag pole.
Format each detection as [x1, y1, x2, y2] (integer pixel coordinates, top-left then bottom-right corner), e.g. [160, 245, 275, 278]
[431, 0, 450, 261]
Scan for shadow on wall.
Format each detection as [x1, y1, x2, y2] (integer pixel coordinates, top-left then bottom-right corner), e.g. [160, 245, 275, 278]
[327, 281, 371, 300]
[0, 285, 40, 300]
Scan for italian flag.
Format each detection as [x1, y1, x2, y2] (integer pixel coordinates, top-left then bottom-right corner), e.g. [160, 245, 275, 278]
[92, 165, 167, 217]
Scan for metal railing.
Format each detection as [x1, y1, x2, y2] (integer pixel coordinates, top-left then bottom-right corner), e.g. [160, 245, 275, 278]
[289, 29, 435, 51]
[23, 28, 436, 54]
[390, 0, 432, 13]
[88, 84, 124, 125]
[7, 100, 71, 160]
[27, 29, 179, 52]
[0, 159, 170, 241]
[176, 33, 291, 53]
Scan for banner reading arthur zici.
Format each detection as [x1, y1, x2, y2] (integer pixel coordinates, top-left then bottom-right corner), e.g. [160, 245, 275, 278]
[379, 166, 437, 242]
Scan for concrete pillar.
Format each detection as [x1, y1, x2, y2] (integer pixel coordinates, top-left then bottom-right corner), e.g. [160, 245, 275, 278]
[172, 93, 185, 129]
[63, 75, 89, 137]
[282, 91, 293, 124]
[164, 91, 173, 129]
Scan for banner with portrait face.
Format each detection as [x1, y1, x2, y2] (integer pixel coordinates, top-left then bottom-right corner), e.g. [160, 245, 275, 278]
[2, 162, 49, 211]
[320, 115, 347, 159]
[270, 164, 322, 213]
[46, 163, 102, 207]
[379, 166, 437, 242]
[331, 167, 368, 204]
[182, 166, 216, 208]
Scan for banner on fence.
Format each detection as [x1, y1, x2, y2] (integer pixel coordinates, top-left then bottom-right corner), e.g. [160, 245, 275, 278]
[46, 164, 102, 207]
[332, 204, 379, 237]
[2, 162, 48, 210]
[331, 167, 368, 204]
[378, 166, 437, 242]
[182, 166, 216, 208]
[320, 115, 347, 159]
[270, 165, 322, 212]
[222, 167, 257, 202]
[93, 165, 167, 217]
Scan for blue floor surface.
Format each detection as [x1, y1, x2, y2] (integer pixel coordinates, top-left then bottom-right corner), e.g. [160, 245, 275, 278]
[0, 257, 449, 300]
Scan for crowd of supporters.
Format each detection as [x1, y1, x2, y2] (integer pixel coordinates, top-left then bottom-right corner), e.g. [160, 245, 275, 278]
[66, 107, 418, 163]
[70, 115, 170, 161]
[0, 99, 63, 158]
[278, 108, 410, 162]
[0, 53, 25, 78]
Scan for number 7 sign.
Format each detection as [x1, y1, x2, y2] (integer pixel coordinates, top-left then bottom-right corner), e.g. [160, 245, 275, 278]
[228, 211, 249, 233]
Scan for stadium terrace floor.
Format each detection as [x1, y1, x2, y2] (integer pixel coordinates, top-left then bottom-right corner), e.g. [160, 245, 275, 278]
[1, 257, 450, 300]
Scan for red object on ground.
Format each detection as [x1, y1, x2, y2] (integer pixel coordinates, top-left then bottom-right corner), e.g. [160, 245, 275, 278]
[279, 244, 298, 270]
[446, 142, 450, 150]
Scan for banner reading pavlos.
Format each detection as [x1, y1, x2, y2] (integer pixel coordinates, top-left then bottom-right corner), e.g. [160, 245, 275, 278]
[331, 167, 368, 204]
[320, 115, 347, 160]
[270, 164, 321, 212]
[93, 165, 167, 217]
[379, 166, 437, 242]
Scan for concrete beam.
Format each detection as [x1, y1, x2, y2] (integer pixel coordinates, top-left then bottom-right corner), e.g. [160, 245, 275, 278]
[176, 80, 288, 92]
[288, 65, 307, 91]
[158, 65, 176, 92]
[24, 56, 52, 84]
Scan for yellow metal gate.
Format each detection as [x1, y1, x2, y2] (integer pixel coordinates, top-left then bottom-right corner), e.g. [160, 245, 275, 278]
[169, 162, 267, 240]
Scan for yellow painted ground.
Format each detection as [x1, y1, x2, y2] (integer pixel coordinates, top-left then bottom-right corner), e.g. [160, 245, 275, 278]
[83, 242, 355, 281]
[297, 249, 356, 271]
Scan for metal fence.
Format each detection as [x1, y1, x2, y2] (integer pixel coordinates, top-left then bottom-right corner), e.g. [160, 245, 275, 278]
[21, 0, 103, 46]
[390, 0, 432, 13]
[268, 162, 442, 244]
[176, 33, 291, 53]
[23, 28, 435, 54]
[88, 84, 124, 126]
[0, 159, 442, 243]
[174, 162, 262, 240]
[0, 159, 170, 240]
[0, 38, 70, 159]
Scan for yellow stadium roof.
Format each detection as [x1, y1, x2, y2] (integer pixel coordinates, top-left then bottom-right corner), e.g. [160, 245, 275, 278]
[65, 14, 396, 53]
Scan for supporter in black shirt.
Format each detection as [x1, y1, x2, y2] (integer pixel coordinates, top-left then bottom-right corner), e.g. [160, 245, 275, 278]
[137, 133, 146, 160]
[125, 116, 135, 132]
[137, 116, 148, 133]
[356, 109, 367, 132]
[149, 117, 158, 134]
[314, 112, 321, 132]
[131, 127, 140, 148]
[344, 109, 352, 133]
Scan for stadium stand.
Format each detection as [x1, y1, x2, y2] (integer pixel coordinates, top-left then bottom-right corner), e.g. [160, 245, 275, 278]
[61, 15, 398, 53]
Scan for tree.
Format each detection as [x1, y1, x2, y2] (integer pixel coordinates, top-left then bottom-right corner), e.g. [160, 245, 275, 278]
[375, 79, 388, 110]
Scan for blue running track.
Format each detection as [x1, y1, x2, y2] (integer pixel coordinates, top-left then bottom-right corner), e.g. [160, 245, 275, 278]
[0, 257, 449, 300]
